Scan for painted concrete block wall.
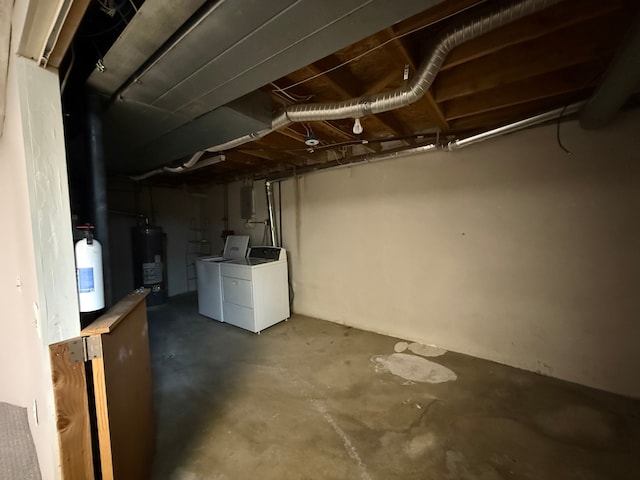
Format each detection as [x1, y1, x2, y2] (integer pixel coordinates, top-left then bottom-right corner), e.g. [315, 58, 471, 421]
[147, 187, 203, 296]
[107, 180, 237, 298]
[108, 209, 137, 300]
[0, 1, 81, 478]
[108, 182, 209, 297]
[205, 179, 273, 249]
[275, 110, 640, 399]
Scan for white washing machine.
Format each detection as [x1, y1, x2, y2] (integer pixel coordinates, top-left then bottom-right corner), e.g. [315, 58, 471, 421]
[196, 235, 249, 321]
[220, 246, 290, 333]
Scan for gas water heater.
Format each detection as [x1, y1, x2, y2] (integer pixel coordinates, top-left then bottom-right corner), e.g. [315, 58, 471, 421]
[131, 220, 167, 306]
[75, 225, 105, 313]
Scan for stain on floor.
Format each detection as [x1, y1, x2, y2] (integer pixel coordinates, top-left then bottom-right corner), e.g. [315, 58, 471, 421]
[149, 294, 640, 480]
[372, 353, 457, 383]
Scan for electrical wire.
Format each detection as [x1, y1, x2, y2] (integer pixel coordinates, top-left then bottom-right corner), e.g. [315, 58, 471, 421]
[271, 1, 487, 95]
[96, 0, 112, 11]
[78, 0, 133, 38]
[116, 6, 130, 25]
[249, 139, 365, 154]
[271, 90, 316, 113]
[113, 0, 133, 25]
[556, 104, 572, 155]
[270, 83, 313, 103]
[555, 66, 607, 155]
[78, 17, 126, 38]
[243, 131, 438, 154]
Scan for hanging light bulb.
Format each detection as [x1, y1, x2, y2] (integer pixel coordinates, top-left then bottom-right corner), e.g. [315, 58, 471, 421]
[304, 134, 319, 146]
[352, 118, 363, 135]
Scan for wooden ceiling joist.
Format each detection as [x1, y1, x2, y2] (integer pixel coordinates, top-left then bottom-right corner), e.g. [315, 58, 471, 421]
[440, 0, 626, 71]
[269, 80, 380, 152]
[224, 151, 263, 166]
[251, 137, 310, 166]
[302, 58, 410, 139]
[276, 127, 307, 143]
[377, 27, 450, 133]
[442, 62, 602, 121]
[433, 12, 626, 103]
[393, 0, 484, 37]
[238, 148, 305, 168]
[448, 91, 586, 132]
[151, 0, 638, 184]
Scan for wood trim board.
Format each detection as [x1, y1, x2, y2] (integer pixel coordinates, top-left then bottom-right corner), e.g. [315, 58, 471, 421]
[49, 339, 95, 480]
[81, 289, 149, 335]
[86, 290, 155, 480]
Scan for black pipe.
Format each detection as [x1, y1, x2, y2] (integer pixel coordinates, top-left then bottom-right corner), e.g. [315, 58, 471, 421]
[87, 92, 113, 308]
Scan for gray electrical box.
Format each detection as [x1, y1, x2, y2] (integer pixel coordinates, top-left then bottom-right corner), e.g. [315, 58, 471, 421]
[240, 185, 254, 220]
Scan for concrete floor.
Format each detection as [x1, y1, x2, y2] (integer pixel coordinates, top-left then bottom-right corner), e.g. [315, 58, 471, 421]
[148, 294, 640, 480]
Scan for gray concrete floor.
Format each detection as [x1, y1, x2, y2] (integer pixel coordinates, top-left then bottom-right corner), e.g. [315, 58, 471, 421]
[148, 294, 640, 480]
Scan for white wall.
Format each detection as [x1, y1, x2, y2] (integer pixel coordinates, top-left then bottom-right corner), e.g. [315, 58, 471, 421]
[270, 110, 640, 398]
[108, 182, 209, 297]
[108, 181, 239, 298]
[0, 29, 49, 476]
[150, 186, 204, 295]
[206, 179, 273, 249]
[17, 57, 80, 345]
[0, 1, 80, 478]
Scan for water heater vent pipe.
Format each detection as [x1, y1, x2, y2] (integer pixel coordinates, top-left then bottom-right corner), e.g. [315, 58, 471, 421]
[265, 181, 279, 247]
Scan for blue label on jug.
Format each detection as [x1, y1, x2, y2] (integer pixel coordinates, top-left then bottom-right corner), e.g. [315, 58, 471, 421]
[78, 267, 95, 293]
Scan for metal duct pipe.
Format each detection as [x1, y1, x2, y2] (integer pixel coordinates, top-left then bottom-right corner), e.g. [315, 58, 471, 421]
[206, 117, 289, 153]
[87, 93, 113, 308]
[115, 0, 231, 100]
[268, 142, 438, 181]
[130, 153, 225, 180]
[282, 0, 563, 123]
[204, 0, 563, 154]
[268, 100, 582, 182]
[580, 11, 640, 129]
[164, 151, 204, 172]
[265, 181, 279, 247]
[447, 101, 584, 150]
[148, 0, 564, 178]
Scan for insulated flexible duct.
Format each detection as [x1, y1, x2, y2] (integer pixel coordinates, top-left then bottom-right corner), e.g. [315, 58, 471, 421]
[205, 0, 563, 154]
[282, 0, 564, 122]
[266, 100, 583, 181]
[129, 0, 567, 179]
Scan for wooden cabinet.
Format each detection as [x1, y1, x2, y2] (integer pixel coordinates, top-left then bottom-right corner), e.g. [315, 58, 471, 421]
[49, 290, 155, 480]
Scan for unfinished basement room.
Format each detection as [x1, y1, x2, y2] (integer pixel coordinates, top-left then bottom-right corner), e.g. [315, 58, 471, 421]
[1, 0, 640, 479]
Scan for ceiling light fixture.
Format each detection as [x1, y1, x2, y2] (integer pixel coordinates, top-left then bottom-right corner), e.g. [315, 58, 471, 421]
[304, 135, 320, 146]
[352, 118, 363, 135]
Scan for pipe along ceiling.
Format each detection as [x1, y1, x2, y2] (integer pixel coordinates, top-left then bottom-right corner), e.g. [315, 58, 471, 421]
[137, 0, 567, 179]
[94, 0, 450, 173]
[128, 0, 638, 180]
